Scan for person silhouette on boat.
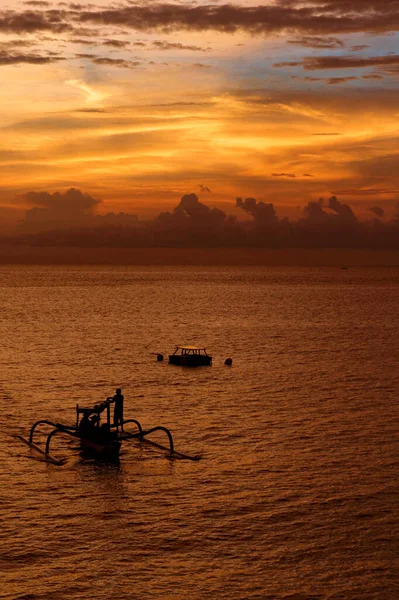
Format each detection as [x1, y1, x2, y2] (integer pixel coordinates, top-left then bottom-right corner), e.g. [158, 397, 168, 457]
[109, 388, 124, 432]
[90, 414, 100, 427]
[79, 412, 97, 438]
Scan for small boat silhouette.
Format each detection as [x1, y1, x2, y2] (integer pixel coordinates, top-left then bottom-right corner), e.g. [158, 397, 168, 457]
[168, 345, 212, 367]
[17, 396, 200, 464]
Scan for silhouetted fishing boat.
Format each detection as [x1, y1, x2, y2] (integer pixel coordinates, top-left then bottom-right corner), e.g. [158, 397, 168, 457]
[168, 346, 212, 367]
[17, 396, 199, 465]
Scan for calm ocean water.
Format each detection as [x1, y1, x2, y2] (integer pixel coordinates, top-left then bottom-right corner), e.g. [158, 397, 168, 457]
[1, 265, 398, 600]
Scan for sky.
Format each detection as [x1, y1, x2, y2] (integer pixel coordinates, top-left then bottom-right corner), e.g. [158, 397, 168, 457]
[1, 0, 399, 230]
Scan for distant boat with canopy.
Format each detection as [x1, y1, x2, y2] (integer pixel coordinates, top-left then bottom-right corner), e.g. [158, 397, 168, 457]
[168, 346, 212, 367]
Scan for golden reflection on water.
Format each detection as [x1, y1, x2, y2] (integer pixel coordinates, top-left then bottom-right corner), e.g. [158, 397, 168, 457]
[1, 266, 399, 599]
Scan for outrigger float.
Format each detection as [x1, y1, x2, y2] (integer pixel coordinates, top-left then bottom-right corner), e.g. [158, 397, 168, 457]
[17, 397, 200, 465]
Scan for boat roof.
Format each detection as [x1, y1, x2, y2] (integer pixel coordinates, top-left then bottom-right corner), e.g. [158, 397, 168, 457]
[77, 398, 113, 415]
[176, 345, 207, 350]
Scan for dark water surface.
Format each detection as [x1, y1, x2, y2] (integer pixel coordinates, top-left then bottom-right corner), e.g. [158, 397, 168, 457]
[1, 266, 398, 599]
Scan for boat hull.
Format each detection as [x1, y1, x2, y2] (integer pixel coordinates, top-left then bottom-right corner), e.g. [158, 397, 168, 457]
[168, 354, 212, 367]
[80, 436, 121, 459]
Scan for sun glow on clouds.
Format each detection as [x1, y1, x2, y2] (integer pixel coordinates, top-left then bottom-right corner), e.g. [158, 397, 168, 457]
[0, 0, 399, 221]
[65, 79, 108, 105]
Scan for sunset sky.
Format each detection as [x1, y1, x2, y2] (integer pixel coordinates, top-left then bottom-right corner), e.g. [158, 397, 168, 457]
[1, 0, 399, 227]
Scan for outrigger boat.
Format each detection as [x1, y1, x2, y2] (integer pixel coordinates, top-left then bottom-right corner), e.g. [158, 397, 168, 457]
[17, 397, 199, 465]
[169, 346, 212, 367]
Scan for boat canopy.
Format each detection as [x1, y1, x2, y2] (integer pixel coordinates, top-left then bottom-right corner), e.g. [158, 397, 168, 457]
[173, 346, 209, 355]
[75, 398, 114, 430]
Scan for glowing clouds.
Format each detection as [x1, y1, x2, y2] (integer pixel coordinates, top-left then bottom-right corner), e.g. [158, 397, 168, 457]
[65, 79, 108, 105]
[0, 1, 398, 220]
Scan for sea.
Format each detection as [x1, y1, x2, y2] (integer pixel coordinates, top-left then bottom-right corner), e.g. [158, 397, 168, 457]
[0, 265, 398, 600]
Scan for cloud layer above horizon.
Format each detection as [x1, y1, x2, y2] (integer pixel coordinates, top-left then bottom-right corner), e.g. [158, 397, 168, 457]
[1, 0, 399, 228]
[13, 188, 399, 249]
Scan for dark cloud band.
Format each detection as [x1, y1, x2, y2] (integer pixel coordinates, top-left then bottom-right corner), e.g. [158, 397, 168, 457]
[276, 55, 399, 70]
[0, 50, 65, 64]
[2, 1, 399, 36]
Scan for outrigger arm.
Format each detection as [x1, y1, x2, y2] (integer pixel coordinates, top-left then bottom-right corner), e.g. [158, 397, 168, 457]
[121, 420, 200, 460]
[29, 419, 75, 444]
[16, 419, 73, 465]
